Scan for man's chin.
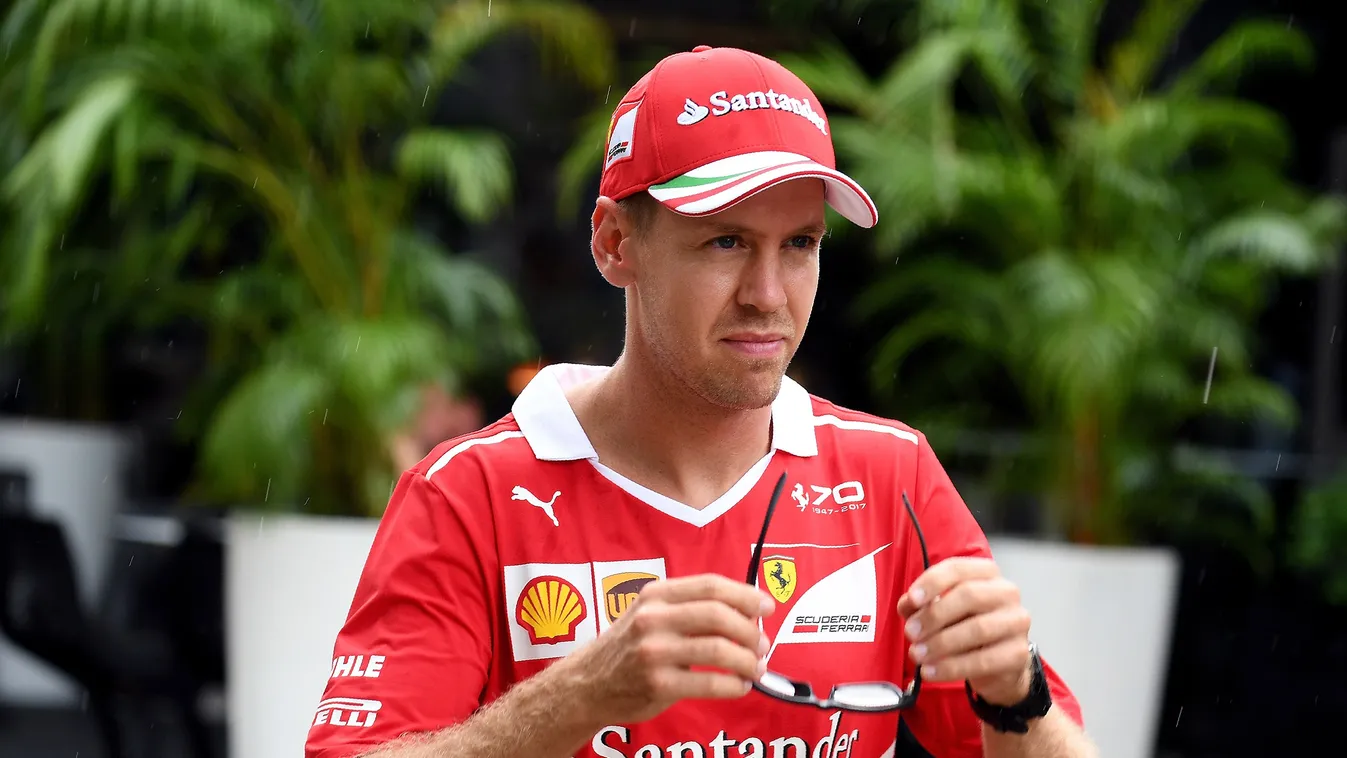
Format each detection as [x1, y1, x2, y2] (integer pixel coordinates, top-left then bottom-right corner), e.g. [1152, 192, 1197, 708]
[700, 369, 785, 411]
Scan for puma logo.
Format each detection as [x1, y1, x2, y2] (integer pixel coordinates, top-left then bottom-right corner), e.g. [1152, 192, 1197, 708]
[511, 486, 560, 527]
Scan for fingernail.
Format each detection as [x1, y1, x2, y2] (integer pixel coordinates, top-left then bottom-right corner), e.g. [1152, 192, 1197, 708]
[758, 634, 770, 656]
[756, 658, 767, 676]
[759, 595, 775, 615]
[911, 644, 927, 661]
[743, 680, 753, 693]
[905, 619, 921, 637]
[921, 664, 935, 678]
[911, 587, 926, 605]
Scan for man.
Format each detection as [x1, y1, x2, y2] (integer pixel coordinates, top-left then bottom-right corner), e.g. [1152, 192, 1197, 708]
[305, 45, 1098, 758]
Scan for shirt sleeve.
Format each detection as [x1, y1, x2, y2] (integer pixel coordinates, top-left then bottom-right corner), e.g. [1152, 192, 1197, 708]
[304, 464, 499, 758]
[897, 435, 1084, 758]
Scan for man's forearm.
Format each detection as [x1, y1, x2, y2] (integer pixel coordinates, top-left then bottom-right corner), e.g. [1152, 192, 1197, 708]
[359, 663, 600, 758]
[982, 707, 1099, 758]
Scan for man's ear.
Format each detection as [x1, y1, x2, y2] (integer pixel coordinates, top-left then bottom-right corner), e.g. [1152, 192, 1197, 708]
[591, 196, 638, 288]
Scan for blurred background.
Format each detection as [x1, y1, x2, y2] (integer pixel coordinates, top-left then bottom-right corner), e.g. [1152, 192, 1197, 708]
[1, 0, 1345, 756]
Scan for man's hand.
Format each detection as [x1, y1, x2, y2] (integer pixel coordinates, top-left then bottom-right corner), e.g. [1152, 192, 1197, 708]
[896, 557, 1033, 706]
[557, 573, 775, 725]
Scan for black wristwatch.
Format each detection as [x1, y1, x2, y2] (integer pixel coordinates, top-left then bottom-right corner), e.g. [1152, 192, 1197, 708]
[965, 642, 1053, 734]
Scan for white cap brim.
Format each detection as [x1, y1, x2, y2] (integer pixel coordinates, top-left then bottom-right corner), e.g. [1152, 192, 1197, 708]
[646, 150, 878, 228]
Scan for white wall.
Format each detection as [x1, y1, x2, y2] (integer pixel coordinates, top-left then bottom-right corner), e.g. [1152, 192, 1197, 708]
[226, 514, 379, 758]
[990, 537, 1181, 758]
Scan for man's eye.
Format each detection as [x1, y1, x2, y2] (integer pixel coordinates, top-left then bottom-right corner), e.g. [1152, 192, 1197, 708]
[789, 235, 817, 249]
[710, 236, 739, 249]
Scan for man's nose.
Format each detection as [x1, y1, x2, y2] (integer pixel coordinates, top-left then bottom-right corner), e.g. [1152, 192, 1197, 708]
[737, 250, 788, 313]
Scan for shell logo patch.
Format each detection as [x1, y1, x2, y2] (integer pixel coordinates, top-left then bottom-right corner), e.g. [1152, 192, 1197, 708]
[515, 575, 589, 645]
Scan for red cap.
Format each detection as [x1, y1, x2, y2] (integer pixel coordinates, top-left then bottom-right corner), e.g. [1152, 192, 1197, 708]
[598, 45, 878, 228]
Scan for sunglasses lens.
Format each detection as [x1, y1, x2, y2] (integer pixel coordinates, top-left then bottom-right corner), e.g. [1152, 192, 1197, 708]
[830, 683, 905, 709]
[757, 670, 801, 698]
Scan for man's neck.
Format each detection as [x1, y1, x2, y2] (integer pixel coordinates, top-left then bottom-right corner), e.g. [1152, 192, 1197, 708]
[567, 354, 775, 510]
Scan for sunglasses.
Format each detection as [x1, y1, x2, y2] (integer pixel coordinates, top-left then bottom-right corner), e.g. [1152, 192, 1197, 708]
[744, 471, 930, 713]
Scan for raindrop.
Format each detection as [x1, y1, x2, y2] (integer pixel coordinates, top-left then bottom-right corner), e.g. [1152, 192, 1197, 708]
[93, 282, 101, 303]
[487, 0, 492, 17]
[60, 234, 65, 250]
[12, 379, 18, 399]
[253, 177, 258, 188]
[629, 18, 637, 37]
[355, 336, 362, 353]
[605, 84, 611, 103]
[365, 21, 370, 38]
[1275, 454, 1281, 472]
[323, 408, 330, 425]
[1175, 706, 1183, 727]
[258, 517, 265, 535]
[128, 555, 135, 567]
[1331, 325, 1337, 345]
[265, 479, 271, 501]
[1202, 347, 1217, 404]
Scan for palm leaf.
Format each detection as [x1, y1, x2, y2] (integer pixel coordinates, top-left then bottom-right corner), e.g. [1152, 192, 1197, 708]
[395, 128, 513, 224]
[554, 101, 613, 223]
[1166, 20, 1314, 98]
[1025, 0, 1104, 105]
[197, 360, 330, 508]
[1107, 0, 1203, 98]
[430, 0, 613, 91]
[775, 43, 878, 116]
[1190, 209, 1338, 274]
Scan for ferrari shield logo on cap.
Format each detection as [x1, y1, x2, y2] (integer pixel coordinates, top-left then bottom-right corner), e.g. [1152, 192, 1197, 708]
[762, 554, 797, 603]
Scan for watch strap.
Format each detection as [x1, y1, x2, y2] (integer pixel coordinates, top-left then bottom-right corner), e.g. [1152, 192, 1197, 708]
[965, 642, 1053, 734]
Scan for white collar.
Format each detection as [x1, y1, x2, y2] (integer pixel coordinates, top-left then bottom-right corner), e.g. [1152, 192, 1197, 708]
[511, 363, 819, 462]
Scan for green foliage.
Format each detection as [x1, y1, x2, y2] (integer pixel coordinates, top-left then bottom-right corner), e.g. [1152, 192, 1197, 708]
[778, 0, 1346, 547]
[1289, 472, 1347, 605]
[0, 0, 614, 516]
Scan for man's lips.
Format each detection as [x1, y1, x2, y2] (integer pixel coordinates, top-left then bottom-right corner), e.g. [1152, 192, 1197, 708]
[721, 333, 788, 356]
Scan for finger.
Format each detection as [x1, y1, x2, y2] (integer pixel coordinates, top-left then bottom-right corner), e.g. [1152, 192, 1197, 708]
[909, 606, 1031, 665]
[903, 577, 1020, 643]
[897, 557, 1001, 616]
[641, 574, 775, 618]
[665, 635, 764, 682]
[650, 668, 755, 702]
[655, 600, 769, 654]
[918, 637, 1031, 683]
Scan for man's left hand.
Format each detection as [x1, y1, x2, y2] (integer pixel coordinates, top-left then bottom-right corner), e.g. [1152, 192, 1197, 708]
[896, 557, 1033, 706]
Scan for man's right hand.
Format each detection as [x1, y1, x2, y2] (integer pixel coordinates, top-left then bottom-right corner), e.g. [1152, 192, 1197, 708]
[556, 573, 776, 725]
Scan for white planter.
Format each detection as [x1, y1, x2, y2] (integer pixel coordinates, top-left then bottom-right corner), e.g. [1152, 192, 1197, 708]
[0, 418, 135, 707]
[226, 512, 379, 758]
[989, 537, 1180, 758]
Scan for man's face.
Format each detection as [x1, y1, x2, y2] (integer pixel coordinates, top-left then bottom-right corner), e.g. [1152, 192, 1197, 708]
[621, 179, 826, 410]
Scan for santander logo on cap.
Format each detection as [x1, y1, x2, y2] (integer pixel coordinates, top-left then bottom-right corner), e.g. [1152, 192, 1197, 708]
[674, 89, 828, 136]
[598, 45, 878, 229]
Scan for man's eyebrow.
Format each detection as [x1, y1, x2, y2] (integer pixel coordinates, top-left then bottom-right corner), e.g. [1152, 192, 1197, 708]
[693, 221, 829, 236]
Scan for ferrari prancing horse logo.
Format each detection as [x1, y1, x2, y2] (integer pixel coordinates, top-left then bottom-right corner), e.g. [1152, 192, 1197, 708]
[762, 555, 797, 603]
